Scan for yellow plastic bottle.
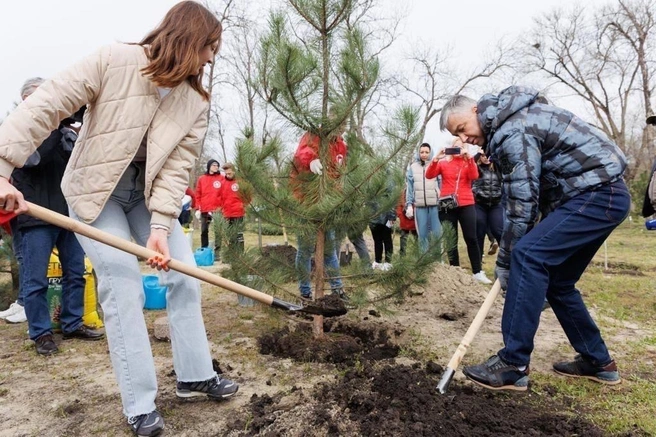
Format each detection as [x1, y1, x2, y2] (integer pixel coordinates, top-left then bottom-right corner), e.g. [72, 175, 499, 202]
[46, 250, 104, 330]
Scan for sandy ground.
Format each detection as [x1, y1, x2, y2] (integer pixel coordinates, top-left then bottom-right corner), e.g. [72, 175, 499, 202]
[0, 260, 648, 436]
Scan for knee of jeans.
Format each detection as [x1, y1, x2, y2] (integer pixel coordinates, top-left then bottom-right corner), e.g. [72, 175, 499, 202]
[510, 240, 533, 265]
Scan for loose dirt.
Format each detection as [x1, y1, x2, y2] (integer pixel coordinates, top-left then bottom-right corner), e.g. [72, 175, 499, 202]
[0, 262, 650, 436]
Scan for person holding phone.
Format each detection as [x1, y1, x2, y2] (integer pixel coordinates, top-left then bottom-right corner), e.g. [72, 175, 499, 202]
[405, 143, 441, 252]
[472, 151, 504, 265]
[425, 139, 492, 284]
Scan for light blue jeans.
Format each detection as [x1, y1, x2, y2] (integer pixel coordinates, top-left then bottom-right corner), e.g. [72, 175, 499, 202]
[296, 230, 343, 297]
[70, 163, 215, 417]
[414, 206, 441, 252]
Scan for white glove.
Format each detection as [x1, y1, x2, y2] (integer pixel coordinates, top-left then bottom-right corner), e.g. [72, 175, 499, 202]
[385, 220, 394, 228]
[406, 205, 414, 219]
[309, 159, 323, 175]
[194, 210, 201, 220]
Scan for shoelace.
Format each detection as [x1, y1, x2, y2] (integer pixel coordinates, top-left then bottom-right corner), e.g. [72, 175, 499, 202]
[487, 356, 508, 371]
[127, 415, 144, 425]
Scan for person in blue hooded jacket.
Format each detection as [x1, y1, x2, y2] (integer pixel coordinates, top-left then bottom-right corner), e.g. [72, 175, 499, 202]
[439, 86, 629, 391]
[405, 143, 441, 252]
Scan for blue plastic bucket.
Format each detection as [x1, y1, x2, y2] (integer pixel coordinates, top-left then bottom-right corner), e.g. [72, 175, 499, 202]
[142, 275, 167, 310]
[194, 247, 215, 266]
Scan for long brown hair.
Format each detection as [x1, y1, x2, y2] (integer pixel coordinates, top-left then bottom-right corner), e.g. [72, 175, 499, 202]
[139, 1, 222, 101]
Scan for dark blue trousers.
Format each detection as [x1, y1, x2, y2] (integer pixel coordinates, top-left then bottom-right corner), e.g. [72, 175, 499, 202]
[498, 181, 630, 367]
[21, 225, 86, 339]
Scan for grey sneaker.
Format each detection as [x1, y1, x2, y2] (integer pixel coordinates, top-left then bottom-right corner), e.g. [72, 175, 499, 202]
[463, 355, 530, 391]
[127, 410, 164, 437]
[176, 375, 239, 399]
[553, 354, 621, 385]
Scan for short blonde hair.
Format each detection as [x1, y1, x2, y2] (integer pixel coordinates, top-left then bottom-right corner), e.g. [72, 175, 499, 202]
[222, 162, 234, 171]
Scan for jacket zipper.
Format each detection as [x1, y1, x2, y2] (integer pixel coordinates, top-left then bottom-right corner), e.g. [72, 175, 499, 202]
[422, 165, 427, 206]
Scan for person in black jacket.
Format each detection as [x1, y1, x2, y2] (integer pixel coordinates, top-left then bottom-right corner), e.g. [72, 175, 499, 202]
[472, 151, 504, 264]
[643, 158, 656, 219]
[10, 77, 103, 356]
[642, 115, 656, 219]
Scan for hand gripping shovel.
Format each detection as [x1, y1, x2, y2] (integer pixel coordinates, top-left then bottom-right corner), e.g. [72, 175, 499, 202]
[25, 202, 347, 318]
[436, 279, 501, 394]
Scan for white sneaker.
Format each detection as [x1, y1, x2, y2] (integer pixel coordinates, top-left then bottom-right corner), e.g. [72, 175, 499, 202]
[0, 302, 24, 319]
[371, 262, 381, 270]
[381, 262, 392, 271]
[5, 306, 27, 323]
[473, 271, 493, 285]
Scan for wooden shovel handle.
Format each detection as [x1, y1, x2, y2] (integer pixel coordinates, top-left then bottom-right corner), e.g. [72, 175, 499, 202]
[25, 201, 274, 305]
[445, 279, 501, 371]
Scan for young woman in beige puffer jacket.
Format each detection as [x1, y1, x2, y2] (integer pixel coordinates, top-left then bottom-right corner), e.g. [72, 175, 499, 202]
[0, 2, 238, 435]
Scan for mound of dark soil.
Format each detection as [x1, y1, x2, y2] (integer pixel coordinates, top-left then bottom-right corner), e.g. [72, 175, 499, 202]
[237, 362, 610, 436]
[246, 318, 637, 437]
[257, 319, 400, 366]
[260, 244, 297, 268]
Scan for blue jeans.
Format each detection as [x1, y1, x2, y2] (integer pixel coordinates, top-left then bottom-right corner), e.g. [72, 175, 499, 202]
[21, 225, 86, 340]
[9, 219, 26, 306]
[498, 181, 630, 367]
[296, 230, 344, 297]
[70, 163, 215, 417]
[348, 232, 371, 264]
[415, 206, 441, 252]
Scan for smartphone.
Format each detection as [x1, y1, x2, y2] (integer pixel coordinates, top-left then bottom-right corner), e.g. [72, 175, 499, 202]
[444, 147, 461, 155]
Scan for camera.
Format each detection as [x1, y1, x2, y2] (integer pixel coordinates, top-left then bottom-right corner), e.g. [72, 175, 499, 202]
[444, 147, 461, 155]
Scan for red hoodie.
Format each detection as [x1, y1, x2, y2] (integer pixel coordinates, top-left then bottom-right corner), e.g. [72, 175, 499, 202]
[289, 132, 347, 200]
[195, 173, 225, 213]
[425, 156, 478, 207]
[396, 191, 416, 231]
[219, 177, 250, 218]
[184, 187, 196, 209]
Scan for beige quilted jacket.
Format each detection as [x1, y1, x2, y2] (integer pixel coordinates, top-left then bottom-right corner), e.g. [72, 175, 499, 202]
[0, 43, 209, 229]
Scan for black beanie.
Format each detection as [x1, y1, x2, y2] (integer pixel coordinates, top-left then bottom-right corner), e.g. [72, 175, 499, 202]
[206, 159, 220, 174]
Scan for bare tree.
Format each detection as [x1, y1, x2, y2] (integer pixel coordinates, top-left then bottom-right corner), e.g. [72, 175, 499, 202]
[394, 41, 514, 162]
[521, 1, 656, 180]
[606, 0, 656, 171]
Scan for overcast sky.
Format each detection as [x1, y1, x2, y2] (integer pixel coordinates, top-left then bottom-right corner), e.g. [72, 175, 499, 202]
[0, 0, 600, 152]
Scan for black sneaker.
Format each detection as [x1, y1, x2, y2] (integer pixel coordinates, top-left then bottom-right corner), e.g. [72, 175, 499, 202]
[63, 325, 105, 341]
[176, 375, 239, 400]
[463, 355, 530, 391]
[35, 333, 59, 356]
[553, 354, 621, 385]
[127, 410, 164, 437]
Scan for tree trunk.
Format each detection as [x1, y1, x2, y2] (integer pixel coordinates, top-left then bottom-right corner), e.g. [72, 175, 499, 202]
[312, 227, 325, 338]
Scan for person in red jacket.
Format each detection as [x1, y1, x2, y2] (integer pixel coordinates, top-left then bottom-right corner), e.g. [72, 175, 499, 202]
[289, 131, 347, 200]
[426, 138, 492, 284]
[218, 163, 250, 256]
[396, 189, 417, 256]
[178, 187, 196, 227]
[289, 126, 347, 300]
[195, 159, 224, 257]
